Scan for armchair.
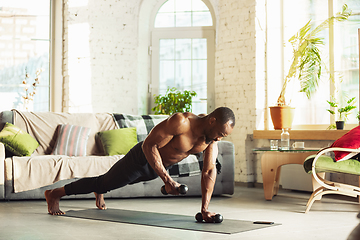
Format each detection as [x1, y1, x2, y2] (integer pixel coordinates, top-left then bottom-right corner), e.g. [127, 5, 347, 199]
[303, 147, 360, 213]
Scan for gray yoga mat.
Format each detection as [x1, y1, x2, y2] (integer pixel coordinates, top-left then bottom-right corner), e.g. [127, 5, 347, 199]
[61, 208, 280, 234]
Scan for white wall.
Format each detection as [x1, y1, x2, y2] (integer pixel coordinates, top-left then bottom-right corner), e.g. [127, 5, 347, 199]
[214, 0, 258, 182]
[62, 0, 260, 183]
[63, 0, 141, 113]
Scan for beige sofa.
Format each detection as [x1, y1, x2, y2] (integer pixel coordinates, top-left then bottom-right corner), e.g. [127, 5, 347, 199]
[0, 110, 235, 200]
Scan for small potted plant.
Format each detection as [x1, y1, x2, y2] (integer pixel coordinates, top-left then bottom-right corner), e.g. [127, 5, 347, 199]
[326, 96, 356, 130]
[152, 87, 197, 115]
[270, 4, 351, 129]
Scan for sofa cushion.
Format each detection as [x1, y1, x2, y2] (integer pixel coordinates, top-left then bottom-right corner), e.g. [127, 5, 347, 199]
[113, 114, 168, 142]
[12, 110, 117, 156]
[330, 125, 360, 161]
[0, 122, 39, 156]
[304, 154, 360, 175]
[97, 127, 138, 156]
[52, 124, 91, 156]
[11, 154, 123, 193]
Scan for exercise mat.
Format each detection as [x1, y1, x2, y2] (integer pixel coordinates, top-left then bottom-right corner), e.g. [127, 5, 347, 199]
[61, 208, 280, 234]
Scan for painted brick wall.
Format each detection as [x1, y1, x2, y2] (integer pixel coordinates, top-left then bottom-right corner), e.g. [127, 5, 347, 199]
[63, 0, 141, 113]
[215, 0, 257, 182]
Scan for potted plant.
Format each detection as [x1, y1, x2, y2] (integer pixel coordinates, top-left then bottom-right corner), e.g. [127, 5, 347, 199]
[152, 87, 197, 115]
[270, 4, 351, 129]
[326, 96, 356, 130]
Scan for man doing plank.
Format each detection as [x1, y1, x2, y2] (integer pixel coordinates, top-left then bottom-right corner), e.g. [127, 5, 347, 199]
[45, 107, 235, 222]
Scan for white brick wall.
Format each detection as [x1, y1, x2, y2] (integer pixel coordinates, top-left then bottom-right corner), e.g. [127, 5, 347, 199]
[63, 0, 141, 113]
[62, 0, 260, 183]
[215, 0, 257, 182]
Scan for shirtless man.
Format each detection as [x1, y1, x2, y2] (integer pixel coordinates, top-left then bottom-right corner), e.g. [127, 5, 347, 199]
[45, 107, 235, 222]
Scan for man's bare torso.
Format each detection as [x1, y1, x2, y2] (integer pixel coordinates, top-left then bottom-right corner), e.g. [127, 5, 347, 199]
[157, 114, 210, 167]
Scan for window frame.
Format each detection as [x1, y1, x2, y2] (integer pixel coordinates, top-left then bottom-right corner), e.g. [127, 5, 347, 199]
[263, 0, 360, 130]
[0, 0, 62, 112]
[50, 0, 63, 112]
[149, 0, 216, 114]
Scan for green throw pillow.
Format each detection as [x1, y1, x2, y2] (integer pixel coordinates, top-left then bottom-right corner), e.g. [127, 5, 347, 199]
[97, 127, 138, 156]
[0, 122, 39, 156]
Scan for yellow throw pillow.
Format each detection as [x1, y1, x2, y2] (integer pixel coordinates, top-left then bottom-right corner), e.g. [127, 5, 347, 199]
[0, 122, 39, 156]
[97, 127, 138, 155]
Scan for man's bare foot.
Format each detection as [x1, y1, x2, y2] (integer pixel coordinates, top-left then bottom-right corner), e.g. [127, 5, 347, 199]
[94, 192, 106, 210]
[45, 188, 66, 215]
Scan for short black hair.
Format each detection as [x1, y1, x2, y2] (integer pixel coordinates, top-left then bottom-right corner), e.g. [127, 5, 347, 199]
[210, 107, 235, 127]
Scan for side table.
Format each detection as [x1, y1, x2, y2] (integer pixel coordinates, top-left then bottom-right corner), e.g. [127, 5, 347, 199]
[253, 148, 319, 200]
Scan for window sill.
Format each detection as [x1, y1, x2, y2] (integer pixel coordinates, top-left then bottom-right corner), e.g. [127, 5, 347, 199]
[253, 130, 348, 140]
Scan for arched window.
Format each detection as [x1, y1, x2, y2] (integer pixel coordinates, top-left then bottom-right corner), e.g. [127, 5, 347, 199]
[150, 0, 215, 114]
[154, 0, 212, 27]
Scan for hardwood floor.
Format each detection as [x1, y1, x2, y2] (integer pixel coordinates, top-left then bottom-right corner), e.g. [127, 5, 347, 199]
[0, 185, 359, 240]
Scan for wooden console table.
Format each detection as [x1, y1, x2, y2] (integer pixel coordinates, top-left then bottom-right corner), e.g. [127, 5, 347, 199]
[253, 148, 319, 200]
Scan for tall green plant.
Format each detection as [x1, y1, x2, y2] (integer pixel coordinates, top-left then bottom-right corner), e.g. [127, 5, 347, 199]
[277, 4, 351, 106]
[152, 87, 197, 115]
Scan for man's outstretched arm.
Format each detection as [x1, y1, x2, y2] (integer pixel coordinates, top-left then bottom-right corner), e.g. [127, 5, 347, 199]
[200, 141, 218, 222]
[142, 113, 189, 195]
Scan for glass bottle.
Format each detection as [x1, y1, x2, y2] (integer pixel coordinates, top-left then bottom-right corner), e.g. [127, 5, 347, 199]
[281, 128, 290, 150]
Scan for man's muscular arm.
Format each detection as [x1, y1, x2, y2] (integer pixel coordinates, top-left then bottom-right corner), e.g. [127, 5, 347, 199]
[142, 113, 189, 195]
[201, 141, 218, 222]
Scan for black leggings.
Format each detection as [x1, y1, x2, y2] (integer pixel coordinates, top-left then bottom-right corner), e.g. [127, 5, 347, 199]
[64, 141, 159, 195]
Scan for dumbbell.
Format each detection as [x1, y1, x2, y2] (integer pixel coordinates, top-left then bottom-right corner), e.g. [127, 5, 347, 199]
[161, 184, 188, 195]
[195, 212, 223, 223]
